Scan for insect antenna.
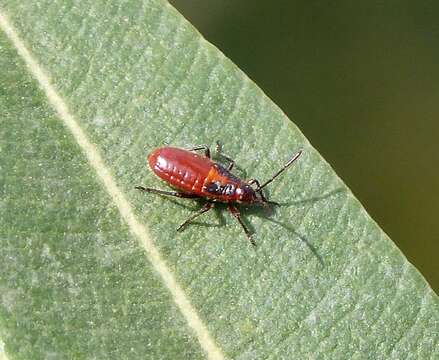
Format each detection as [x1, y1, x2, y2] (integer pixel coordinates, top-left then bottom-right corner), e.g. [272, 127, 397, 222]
[256, 150, 302, 192]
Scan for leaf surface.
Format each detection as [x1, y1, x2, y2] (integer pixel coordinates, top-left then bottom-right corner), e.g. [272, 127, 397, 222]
[0, 1, 438, 359]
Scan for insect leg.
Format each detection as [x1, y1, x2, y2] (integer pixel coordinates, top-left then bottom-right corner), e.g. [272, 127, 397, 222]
[248, 178, 261, 188]
[135, 186, 199, 198]
[177, 202, 214, 232]
[215, 141, 235, 170]
[247, 179, 279, 205]
[248, 179, 268, 202]
[227, 204, 256, 246]
[188, 145, 211, 158]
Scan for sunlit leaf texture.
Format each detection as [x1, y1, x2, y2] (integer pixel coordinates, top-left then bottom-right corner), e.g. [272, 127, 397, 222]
[0, 0, 438, 359]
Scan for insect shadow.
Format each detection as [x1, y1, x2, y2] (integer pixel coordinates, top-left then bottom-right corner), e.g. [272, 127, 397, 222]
[262, 187, 346, 207]
[167, 187, 345, 266]
[185, 200, 228, 229]
[237, 187, 347, 266]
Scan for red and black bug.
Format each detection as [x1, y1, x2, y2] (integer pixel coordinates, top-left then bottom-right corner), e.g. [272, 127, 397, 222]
[135, 142, 302, 246]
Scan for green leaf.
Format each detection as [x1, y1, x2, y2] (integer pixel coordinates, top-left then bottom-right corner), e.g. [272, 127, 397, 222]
[0, 1, 438, 359]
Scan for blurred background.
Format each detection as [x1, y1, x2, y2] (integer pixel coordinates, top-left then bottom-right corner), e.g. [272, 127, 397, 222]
[170, 0, 438, 293]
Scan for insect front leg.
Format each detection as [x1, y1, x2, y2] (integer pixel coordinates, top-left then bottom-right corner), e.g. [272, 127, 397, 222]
[188, 145, 211, 158]
[215, 141, 235, 171]
[135, 186, 199, 199]
[177, 202, 214, 232]
[247, 178, 261, 187]
[248, 179, 268, 202]
[227, 204, 256, 246]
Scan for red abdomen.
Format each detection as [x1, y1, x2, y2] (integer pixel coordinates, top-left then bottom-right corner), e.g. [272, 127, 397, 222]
[148, 147, 213, 195]
[148, 147, 243, 202]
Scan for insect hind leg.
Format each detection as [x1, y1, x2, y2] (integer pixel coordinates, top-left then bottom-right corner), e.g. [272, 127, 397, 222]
[215, 141, 235, 171]
[188, 145, 211, 158]
[135, 186, 199, 199]
[177, 202, 214, 232]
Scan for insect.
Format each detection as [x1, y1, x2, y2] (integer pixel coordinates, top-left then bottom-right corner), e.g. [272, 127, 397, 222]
[135, 142, 302, 246]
